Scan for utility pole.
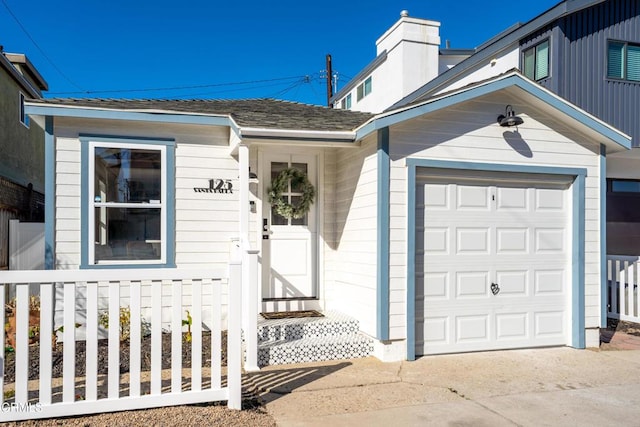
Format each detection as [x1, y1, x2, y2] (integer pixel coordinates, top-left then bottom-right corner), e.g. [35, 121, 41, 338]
[326, 54, 333, 108]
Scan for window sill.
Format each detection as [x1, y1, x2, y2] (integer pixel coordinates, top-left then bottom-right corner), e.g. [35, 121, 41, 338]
[80, 262, 176, 270]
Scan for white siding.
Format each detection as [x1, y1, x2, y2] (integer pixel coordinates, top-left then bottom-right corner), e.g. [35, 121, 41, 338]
[51, 119, 235, 333]
[434, 46, 520, 95]
[388, 95, 603, 340]
[325, 136, 378, 336]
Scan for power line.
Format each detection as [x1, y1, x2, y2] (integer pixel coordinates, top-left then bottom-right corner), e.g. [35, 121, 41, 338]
[1, 0, 85, 91]
[49, 75, 310, 96]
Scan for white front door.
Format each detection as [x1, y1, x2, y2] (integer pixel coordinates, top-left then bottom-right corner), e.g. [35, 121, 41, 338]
[262, 153, 317, 303]
[416, 171, 572, 356]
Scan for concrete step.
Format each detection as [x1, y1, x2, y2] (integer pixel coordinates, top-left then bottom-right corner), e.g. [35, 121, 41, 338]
[257, 311, 359, 343]
[257, 333, 374, 367]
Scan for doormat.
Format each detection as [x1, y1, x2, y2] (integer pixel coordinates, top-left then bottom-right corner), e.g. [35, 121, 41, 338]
[261, 310, 324, 320]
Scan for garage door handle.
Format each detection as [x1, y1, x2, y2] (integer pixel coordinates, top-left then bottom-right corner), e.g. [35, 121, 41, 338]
[491, 283, 500, 295]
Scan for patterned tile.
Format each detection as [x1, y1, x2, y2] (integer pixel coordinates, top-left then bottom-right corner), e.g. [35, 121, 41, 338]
[254, 311, 374, 367]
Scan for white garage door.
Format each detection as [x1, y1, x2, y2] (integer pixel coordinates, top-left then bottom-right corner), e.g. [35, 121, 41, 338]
[416, 170, 572, 356]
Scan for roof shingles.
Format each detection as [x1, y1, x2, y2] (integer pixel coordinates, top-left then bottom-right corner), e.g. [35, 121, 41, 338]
[29, 98, 374, 132]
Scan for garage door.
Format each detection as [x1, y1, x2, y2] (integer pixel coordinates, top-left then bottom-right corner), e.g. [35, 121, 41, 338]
[416, 170, 572, 356]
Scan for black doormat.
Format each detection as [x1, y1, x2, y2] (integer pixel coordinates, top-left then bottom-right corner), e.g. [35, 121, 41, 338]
[260, 310, 324, 320]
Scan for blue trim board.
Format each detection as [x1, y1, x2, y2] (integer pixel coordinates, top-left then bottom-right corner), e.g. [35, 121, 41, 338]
[80, 136, 176, 269]
[405, 159, 587, 359]
[44, 116, 55, 270]
[376, 127, 390, 341]
[600, 145, 607, 327]
[356, 73, 631, 151]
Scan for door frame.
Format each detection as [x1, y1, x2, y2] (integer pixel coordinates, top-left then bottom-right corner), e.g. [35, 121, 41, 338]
[256, 147, 325, 312]
[405, 158, 587, 360]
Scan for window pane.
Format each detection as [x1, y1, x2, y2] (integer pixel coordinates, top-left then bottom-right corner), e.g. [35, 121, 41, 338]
[627, 45, 640, 81]
[535, 41, 549, 80]
[290, 196, 308, 226]
[271, 205, 288, 225]
[94, 148, 161, 203]
[94, 207, 161, 261]
[608, 42, 625, 79]
[290, 163, 308, 192]
[345, 94, 352, 109]
[364, 77, 372, 96]
[271, 162, 288, 183]
[357, 84, 364, 101]
[523, 48, 535, 80]
[612, 180, 640, 193]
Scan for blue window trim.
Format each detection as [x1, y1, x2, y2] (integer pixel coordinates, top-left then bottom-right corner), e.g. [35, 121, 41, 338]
[80, 135, 176, 269]
[405, 159, 587, 360]
[377, 127, 390, 341]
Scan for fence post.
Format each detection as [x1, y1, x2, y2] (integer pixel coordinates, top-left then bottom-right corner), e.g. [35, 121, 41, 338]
[244, 249, 260, 372]
[227, 260, 242, 410]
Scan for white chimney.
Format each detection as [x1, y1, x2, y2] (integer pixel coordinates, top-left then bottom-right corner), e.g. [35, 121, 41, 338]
[375, 12, 441, 102]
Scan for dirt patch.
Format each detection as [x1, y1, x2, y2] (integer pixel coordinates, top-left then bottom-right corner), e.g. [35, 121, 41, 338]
[606, 318, 640, 337]
[3, 331, 226, 383]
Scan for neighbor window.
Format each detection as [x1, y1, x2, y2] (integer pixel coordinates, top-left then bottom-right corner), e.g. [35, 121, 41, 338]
[88, 140, 170, 266]
[19, 92, 29, 127]
[523, 40, 549, 81]
[341, 93, 352, 109]
[611, 179, 640, 193]
[356, 76, 372, 101]
[608, 41, 640, 81]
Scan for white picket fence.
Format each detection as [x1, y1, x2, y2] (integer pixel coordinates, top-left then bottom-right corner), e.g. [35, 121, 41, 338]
[607, 255, 640, 324]
[0, 263, 242, 422]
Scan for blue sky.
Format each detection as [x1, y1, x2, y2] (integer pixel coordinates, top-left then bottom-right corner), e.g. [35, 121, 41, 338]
[1, 0, 560, 105]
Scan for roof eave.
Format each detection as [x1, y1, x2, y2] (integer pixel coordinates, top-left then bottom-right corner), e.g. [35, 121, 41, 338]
[357, 71, 631, 152]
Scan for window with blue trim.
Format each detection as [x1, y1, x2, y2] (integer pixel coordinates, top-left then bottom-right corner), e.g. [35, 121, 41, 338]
[87, 139, 172, 266]
[608, 40, 640, 82]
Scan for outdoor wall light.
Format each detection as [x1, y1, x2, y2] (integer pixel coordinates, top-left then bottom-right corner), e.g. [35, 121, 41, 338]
[497, 105, 524, 127]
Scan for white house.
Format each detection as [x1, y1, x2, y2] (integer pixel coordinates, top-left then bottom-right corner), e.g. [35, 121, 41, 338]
[25, 69, 630, 362]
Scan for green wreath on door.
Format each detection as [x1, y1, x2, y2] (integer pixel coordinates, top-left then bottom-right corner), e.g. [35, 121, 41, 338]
[267, 168, 315, 219]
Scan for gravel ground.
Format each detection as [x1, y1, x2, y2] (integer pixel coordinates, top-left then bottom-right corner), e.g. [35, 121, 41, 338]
[4, 402, 275, 426]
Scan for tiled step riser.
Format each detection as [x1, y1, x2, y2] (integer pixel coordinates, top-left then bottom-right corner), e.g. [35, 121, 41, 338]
[258, 320, 359, 343]
[258, 337, 374, 367]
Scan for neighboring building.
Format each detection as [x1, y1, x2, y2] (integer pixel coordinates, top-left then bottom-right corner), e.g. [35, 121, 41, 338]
[337, 0, 640, 256]
[0, 50, 48, 269]
[26, 70, 629, 360]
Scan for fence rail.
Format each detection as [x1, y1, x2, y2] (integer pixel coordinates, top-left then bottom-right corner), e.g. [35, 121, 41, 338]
[607, 255, 640, 324]
[0, 264, 242, 422]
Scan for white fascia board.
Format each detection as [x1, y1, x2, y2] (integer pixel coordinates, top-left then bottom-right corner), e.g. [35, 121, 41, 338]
[239, 127, 356, 143]
[24, 102, 238, 132]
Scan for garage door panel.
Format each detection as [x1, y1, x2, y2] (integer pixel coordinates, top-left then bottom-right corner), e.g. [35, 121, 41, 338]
[456, 228, 490, 253]
[497, 187, 528, 210]
[416, 173, 570, 356]
[534, 270, 565, 294]
[535, 188, 565, 210]
[423, 227, 449, 253]
[456, 271, 489, 298]
[496, 313, 528, 340]
[535, 229, 565, 253]
[423, 184, 449, 209]
[497, 228, 529, 253]
[534, 312, 565, 337]
[495, 270, 528, 295]
[457, 185, 490, 210]
[456, 315, 490, 343]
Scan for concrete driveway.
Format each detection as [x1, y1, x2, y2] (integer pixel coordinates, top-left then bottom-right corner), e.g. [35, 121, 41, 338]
[245, 345, 640, 426]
